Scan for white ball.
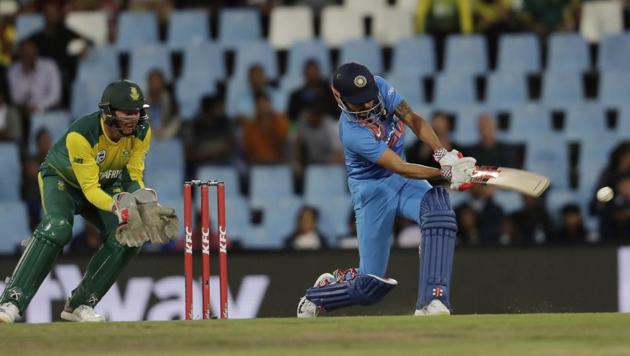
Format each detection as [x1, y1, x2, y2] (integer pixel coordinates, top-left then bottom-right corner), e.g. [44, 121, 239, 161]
[596, 186, 614, 203]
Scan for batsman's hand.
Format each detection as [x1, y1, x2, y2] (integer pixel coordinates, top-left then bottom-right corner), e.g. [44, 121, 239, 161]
[133, 188, 179, 245]
[449, 157, 477, 191]
[112, 192, 148, 247]
[433, 148, 463, 180]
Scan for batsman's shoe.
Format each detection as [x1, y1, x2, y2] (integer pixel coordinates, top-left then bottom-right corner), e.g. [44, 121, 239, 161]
[297, 272, 334, 318]
[0, 302, 20, 323]
[61, 304, 106, 322]
[414, 299, 451, 316]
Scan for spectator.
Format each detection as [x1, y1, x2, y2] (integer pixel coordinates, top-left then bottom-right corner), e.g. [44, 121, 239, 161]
[287, 59, 338, 121]
[464, 113, 518, 167]
[284, 206, 329, 250]
[553, 203, 588, 245]
[182, 95, 235, 176]
[591, 142, 630, 210]
[69, 222, 103, 255]
[508, 194, 552, 245]
[23, 128, 53, 228]
[242, 92, 289, 165]
[337, 210, 358, 249]
[406, 112, 461, 167]
[598, 173, 630, 243]
[0, 91, 22, 141]
[8, 39, 61, 140]
[455, 185, 505, 245]
[234, 64, 279, 121]
[146, 69, 180, 140]
[518, 0, 580, 36]
[28, 2, 90, 107]
[473, 0, 522, 67]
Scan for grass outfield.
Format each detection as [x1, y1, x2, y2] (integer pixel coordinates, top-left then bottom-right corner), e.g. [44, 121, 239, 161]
[3, 313, 630, 355]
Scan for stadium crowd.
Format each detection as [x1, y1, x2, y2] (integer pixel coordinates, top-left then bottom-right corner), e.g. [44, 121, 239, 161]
[0, 0, 628, 254]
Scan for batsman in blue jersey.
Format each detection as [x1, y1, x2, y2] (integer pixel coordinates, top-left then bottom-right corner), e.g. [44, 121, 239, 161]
[297, 62, 477, 317]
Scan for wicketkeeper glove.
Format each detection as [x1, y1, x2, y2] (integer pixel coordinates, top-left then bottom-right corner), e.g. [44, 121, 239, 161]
[112, 192, 149, 247]
[133, 188, 179, 245]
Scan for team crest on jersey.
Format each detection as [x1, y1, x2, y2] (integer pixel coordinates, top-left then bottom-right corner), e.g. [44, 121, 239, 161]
[130, 87, 140, 101]
[122, 149, 130, 159]
[354, 75, 367, 88]
[57, 180, 65, 191]
[96, 149, 107, 164]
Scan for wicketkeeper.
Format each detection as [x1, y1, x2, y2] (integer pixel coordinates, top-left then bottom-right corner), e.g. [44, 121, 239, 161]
[0, 80, 178, 323]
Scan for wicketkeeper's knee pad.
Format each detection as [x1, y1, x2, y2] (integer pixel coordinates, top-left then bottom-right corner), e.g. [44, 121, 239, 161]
[33, 214, 73, 247]
[305, 274, 398, 311]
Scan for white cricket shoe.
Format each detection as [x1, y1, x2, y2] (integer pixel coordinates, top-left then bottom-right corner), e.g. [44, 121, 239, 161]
[297, 272, 334, 318]
[61, 305, 106, 322]
[0, 302, 20, 323]
[414, 299, 451, 316]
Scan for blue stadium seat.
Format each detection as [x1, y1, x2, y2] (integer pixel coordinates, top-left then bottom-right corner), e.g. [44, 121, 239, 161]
[496, 33, 541, 74]
[599, 71, 630, 107]
[0, 202, 31, 254]
[29, 110, 70, 154]
[505, 104, 550, 141]
[260, 196, 303, 247]
[269, 6, 314, 49]
[598, 32, 630, 72]
[492, 190, 523, 214]
[250, 165, 294, 206]
[433, 74, 476, 107]
[0, 144, 21, 202]
[181, 42, 225, 83]
[444, 34, 487, 75]
[304, 165, 348, 203]
[15, 13, 44, 42]
[485, 72, 527, 108]
[233, 40, 278, 81]
[384, 74, 424, 107]
[144, 168, 183, 203]
[128, 45, 172, 88]
[542, 71, 583, 106]
[76, 46, 120, 83]
[563, 104, 610, 140]
[390, 36, 435, 77]
[116, 11, 159, 51]
[286, 39, 331, 79]
[175, 76, 216, 120]
[618, 105, 630, 133]
[145, 139, 184, 180]
[451, 105, 491, 145]
[196, 166, 240, 197]
[167, 10, 209, 50]
[219, 8, 261, 48]
[339, 38, 384, 75]
[240, 225, 279, 249]
[546, 189, 582, 224]
[547, 33, 589, 74]
[524, 134, 569, 190]
[308, 196, 353, 246]
[71, 76, 112, 119]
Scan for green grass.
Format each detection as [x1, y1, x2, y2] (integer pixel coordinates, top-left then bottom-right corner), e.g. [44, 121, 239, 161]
[3, 314, 630, 355]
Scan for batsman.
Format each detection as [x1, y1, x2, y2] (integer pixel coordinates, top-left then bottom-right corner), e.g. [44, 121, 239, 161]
[0, 80, 178, 323]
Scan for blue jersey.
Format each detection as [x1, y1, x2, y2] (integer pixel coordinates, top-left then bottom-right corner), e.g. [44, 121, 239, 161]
[339, 76, 405, 180]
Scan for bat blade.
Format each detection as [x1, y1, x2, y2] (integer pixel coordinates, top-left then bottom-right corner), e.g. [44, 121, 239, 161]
[470, 166, 550, 197]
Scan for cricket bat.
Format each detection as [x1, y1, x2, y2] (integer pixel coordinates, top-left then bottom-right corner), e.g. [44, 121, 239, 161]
[469, 166, 550, 197]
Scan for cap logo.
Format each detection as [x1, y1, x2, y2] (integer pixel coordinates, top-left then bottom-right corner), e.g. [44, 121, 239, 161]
[129, 87, 140, 101]
[354, 75, 367, 88]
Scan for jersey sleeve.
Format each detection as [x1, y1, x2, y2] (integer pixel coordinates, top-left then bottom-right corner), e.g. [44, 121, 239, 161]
[342, 124, 387, 163]
[126, 126, 151, 190]
[66, 132, 114, 211]
[375, 76, 403, 114]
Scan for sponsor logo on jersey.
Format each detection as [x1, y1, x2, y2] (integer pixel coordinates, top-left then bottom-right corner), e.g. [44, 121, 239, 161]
[96, 150, 107, 164]
[57, 180, 65, 191]
[99, 169, 122, 180]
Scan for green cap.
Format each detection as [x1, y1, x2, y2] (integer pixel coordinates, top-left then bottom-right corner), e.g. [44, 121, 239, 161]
[100, 79, 145, 111]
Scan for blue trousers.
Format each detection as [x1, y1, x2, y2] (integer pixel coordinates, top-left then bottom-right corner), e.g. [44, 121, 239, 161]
[348, 174, 432, 276]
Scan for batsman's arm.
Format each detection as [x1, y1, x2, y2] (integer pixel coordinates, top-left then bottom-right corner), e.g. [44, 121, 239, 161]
[394, 100, 443, 152]
[125, 127, 152, 190]
[66, 132, 115, 211]
[376, 148, 441, 180]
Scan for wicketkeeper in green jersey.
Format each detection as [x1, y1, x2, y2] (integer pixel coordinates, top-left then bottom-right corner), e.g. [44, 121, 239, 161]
[0, 79, 178, 323]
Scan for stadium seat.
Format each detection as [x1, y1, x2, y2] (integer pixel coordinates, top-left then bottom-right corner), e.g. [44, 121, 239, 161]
[167, 10, 209, 50]
[145, 139, 184, 179]
[175, 75, 216, 120]
[145, 167, 183, 203]
[541, 71, 584, 106]
[339, 38, 383, 75]
[15, 13, 44, 42]
[390, 36, 435, 77]
[563, 103, 610, 140]
[0, 143, 21, 201]
[240, 225, 278, 249]
[66, 11, 109, 46]
[76, 45, 120, 84]
[492, 190, 524, 214]
[304, 165, 348, 203]
[344, 0, 389, 16]
[286, 39, 332, 79]
[192, 194, 252, 243]
[547, 33, 589, 74]
[384, 74, 424, 107]
[128, 45, 172, 89]
[218, 8, 261, 48]
[598, 32, 630, 71]
[396, 0, 420, 11]
[321, 6, 363, 47]
[505, 104, 551, 141]
[0, 202, 31, 254]
[269, 6, 314, 49]
[451, 105, 491, 145]
[496, 33, 541, 74]
[250, 165, 294, 207]
[443, 34, 487, 75]
[233, 40, 279, 81]
[618, 105, 630, 133]
[524, 134, 569, 190]
[372, 8, 414, 46]
[71, 76, 112, 119]
[546, 189, 582, 224]
[181, 42, 224, 83]
[260, 196, 303, 247]
[433, 73, 476, 107]
[309, 196, 353, 246]
[196, 166, 241, 198]
[485, 72, 527, 108]
[29, 110, 70, 154]
[599, 71, 630, 107]
[116, 11, 159, 51]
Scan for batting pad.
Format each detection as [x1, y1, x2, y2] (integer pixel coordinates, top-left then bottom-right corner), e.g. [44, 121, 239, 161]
[306, 274, 398, 311]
